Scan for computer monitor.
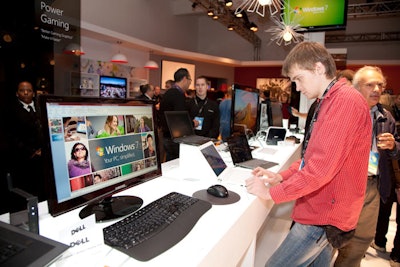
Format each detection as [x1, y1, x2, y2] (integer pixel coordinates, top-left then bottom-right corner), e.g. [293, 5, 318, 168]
[39, 95, 161, 222]
[231, 84, 260, 136]
[99, 75, 127, 99]
[282, 0, 348, 32]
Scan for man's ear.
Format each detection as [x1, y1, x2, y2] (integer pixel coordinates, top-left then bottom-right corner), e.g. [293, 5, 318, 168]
[315, 62, 325, 76]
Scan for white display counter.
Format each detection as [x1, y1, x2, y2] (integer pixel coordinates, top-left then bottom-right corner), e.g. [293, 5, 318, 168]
[3, 136, 302, 267]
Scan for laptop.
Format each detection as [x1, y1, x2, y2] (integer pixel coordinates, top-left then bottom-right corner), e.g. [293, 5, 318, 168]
[0, 220, 69, 267]
[164, 111, 217, 146]
[199, 141, 253, 186]
[227, 134, 279, 169]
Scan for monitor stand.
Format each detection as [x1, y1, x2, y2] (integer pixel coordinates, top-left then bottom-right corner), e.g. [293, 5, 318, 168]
[79, 195, 143, 222]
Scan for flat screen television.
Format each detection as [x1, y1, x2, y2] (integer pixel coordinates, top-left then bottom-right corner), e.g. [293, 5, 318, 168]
[99, 75, 127, 99]
[231, 84, 260, 137]
[282, 0, 348, 32]
[39, 95, 161, 222]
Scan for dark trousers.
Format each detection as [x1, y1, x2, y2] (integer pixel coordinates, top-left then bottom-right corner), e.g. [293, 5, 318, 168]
[374, 189, 400, 261]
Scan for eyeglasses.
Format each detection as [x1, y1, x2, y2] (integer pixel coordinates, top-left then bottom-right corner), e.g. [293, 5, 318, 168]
[362, 82, 385, 90]
[74, 147, 86, 152]
[187, 77, 192, 82]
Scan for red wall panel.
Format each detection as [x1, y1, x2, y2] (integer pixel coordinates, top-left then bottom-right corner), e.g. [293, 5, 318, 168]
[235, 65, 400, 95]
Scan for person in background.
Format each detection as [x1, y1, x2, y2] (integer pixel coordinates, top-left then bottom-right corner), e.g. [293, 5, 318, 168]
[335, 66, 400, 267]
[372, 154, 400, 267]
[393, 94, 400, 122]
[219, 86, 232, 141]
[245, 42, 372, 267]
[186, 76, 220, 139]
[135, 84, 154, 101]
[68, 142, 93, 178]
[9, 80, 46, 209]
[153, 85, 162, 109]
[165, 79, 174, 90]
[279, 91, 291, 120]
[336, 69, 355, 86]
[159, 68, 192, 161]
[96, 115, 125, 138]
[185, 88, 196, 101]
[380, 92, 396, 118]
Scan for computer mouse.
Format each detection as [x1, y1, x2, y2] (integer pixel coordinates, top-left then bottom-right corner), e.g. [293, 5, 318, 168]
[207, 184, 229, 198]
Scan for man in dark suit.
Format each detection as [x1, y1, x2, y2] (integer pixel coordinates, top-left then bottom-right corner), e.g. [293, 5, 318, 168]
[135, 84, 154, 102]
[8, 80, 46, 211]
[159, 68, 192, 161]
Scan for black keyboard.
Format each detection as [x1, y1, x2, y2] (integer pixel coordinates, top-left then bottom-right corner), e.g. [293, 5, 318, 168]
[103, 192, 212, 261]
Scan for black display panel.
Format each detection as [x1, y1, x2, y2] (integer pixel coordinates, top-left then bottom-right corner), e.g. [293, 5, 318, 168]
[231, 84, 260, 136]
[39, 95, 161, 222]
[282, 0, 348, 32]
[99, 75, 127, 99]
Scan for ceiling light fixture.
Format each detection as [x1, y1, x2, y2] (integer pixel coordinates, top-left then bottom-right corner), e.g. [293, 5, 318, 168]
[144, 51, 159, 70]
[250, 22, 258, 32]
[111, 41, 128, 63]
[144, 60, 159, 70]
[265, 14, 305, 46]
[63, 43, 85, 56]
[235, 0, 284, 17]
[225, 0, 233, 7]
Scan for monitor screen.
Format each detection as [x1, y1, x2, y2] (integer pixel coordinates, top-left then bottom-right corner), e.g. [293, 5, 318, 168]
[39, 95, 161, 222]
[231, 84, 260, 136]
[282, 0, 348, 32]
[99, 75, 127, 99]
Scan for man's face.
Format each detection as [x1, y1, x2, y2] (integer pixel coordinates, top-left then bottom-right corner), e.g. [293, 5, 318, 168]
[147, 85, 155, 98]
[16, 82, 34, 104]
[357, 69, 385, 108]
[183, 75, 192, 91]
[154, 86, 161, 96]
[195, 78, 208, 99]
[289, 65, 321, 100]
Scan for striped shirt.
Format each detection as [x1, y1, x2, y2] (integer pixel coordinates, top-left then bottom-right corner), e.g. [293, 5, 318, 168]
[270, 78, 372, 231]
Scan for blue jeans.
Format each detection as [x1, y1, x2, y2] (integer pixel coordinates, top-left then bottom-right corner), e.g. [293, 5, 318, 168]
[266, 223, 333, 267]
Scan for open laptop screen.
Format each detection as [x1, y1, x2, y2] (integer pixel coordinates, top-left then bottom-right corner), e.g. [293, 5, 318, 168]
[199, 142, 227, 176]
[227, 134, 253, 164]
[164, 111, 194, 138]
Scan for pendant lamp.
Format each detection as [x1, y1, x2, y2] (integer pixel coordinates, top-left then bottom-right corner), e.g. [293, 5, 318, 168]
[144, 60, 159, 70]
[111, 53, 128, 64]
[144, 51, 159, 69]
[111, 41, 128, 64]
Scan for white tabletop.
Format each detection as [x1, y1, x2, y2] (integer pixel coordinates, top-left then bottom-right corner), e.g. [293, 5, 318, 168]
[21, 136, 303, 267]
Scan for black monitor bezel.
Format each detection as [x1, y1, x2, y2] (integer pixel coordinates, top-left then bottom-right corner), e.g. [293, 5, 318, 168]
[38, 95, 162, 220]
[99, 75, 128, 99]
[282, 0, 348, 32]
[230, 84, 260, 137]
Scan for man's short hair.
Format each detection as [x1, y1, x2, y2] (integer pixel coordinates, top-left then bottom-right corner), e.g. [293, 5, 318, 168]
[174, 68, 189, 83]
[140, 84, 151, 95]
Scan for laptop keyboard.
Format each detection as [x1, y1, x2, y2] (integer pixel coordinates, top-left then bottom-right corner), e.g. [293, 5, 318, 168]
[0, 238, 24, 264]
[175, 135, 215, 145]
